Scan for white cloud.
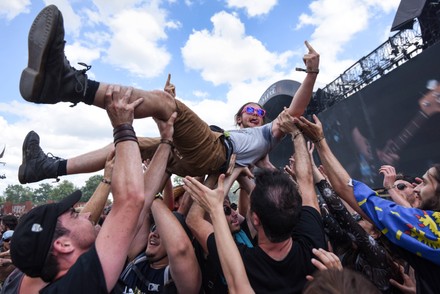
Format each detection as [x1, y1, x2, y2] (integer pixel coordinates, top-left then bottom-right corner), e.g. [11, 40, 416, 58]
[182, 11, 293, 86]
[104, 8, 171, 78]
[226, 0, 278, 17]
[0, 0, 30, 21]
[65, 42, 102, 67]
[295, 0, 400, 85]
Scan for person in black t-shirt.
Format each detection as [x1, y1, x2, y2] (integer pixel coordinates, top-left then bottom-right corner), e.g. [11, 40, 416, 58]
[10, 72, 175, 293]
[117, 196, 201, 294]
[186, 118, 327, 294]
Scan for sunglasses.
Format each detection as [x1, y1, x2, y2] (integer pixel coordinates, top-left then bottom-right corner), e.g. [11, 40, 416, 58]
[150, 224, 157, 233]
[224, 206, 232, 216]
[242, 106, 266, 117]
[394, 183, 408, 191]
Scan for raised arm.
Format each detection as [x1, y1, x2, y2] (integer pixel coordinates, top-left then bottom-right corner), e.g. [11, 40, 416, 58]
[151, 199, 202, 294]
[272, 41, 319, 139]
[183, 174, 254, 294]
[379, 165, 411, 207]
[81, 150, 114, 225]
[294, 114, 371, 222]
[186, 176, 215, 254]
[278, 110, 319, 211]
[95, 85, 146, 291]
[127, 113, 177, 260]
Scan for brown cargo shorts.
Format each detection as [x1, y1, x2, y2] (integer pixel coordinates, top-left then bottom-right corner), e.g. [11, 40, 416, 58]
[138, 99, 226, 177]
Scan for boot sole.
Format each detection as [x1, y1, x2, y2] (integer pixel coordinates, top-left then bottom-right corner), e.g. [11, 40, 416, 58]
[19, 5, 61, 103]
[18, 131, 39, 184]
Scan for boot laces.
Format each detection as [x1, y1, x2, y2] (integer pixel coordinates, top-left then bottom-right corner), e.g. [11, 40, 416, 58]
[69, 62, 92, 108]
[45, 153, 61, 183]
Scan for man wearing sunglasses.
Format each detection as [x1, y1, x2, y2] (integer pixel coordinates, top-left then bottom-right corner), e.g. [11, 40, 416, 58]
[187, 184, 254, 294]
[380, 165, 421, 208]
[18, 5, 319, 186]
[292, 113, 440, 294]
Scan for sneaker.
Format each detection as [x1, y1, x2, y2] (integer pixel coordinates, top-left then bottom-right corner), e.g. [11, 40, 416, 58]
[19, 5, 89, 105]
[18, 131, 62, 184]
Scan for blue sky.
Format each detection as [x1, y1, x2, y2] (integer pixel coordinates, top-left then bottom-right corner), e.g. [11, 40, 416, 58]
[0, 0, 401, 194]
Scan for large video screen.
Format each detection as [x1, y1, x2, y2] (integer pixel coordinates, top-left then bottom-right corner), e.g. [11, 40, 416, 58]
[318, 42, 440, 188]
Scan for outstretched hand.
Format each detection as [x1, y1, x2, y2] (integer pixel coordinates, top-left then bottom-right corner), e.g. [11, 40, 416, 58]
[154, 112, 177, 141]
[293, 114, 324, 143]
[306, 248, 343, 281]
[183, 174, 226, 215]
[104, 85, 143, 127]
[277, 108, 299, 134]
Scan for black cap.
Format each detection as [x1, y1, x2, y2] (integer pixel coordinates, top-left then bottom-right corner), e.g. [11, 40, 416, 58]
[10, 190, 82, 277]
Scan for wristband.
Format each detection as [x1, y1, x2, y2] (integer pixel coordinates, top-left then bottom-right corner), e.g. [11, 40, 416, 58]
[312, 136, 325, 143]
[113, 124, 138, 146]
[101, 178, 111, 185]
[292, 131, 302, 141]
[154, 193, 164, 201]
[295, 67, 319, 74]
[160, 138, 174, 148]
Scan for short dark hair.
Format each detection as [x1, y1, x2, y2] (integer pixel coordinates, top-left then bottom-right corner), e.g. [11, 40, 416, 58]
[234, 102, 267, 126]
[250, 169, 302, 242]
[1, 215, 18, 231]
[395, 173, 417, 184]
[40, 219, 70, 282]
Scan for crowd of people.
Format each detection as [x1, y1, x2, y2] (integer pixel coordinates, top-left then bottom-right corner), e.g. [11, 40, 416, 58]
[2, 4, 439, 294]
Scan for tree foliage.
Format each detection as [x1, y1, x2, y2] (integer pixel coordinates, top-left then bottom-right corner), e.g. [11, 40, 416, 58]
[4, 185, 33, 203]
[81, 175, 103, 202]
[0, 174, 107, 205]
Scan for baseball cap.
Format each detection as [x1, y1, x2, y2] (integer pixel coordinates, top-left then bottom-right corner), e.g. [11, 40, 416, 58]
[10, 190, 82, 277]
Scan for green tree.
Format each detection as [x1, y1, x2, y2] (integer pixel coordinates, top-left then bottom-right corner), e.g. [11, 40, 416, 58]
[81, 175, 103, 202]
[33, 183, 52, 204]
[4, 184, 33, 203]
[49, 180, 78, 202]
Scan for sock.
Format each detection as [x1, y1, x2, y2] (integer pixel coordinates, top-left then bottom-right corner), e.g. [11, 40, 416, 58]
[57, 159, 67, 176]
[83, 80, 100, 105]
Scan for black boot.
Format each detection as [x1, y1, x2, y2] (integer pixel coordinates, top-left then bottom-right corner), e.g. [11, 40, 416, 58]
[18, 131, 63, 184]
[19, 5, 90, 105]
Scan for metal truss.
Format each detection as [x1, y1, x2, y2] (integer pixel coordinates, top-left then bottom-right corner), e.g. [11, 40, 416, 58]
[312, 25, 425, 113]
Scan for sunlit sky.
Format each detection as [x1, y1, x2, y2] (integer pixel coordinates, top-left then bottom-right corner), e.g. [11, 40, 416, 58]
[0, 0, 401, 194]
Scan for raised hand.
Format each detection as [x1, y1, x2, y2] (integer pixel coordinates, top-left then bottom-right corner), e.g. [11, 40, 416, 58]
[104, 85, 143, 127]
[183, 174, 226, 215]
[293, 114, 324, 143]
[277, 108, 299, 134]
[306, 248, 343, 281]
[303, 41, 320, 73]
[379, 165, 397, 190]
[154, 112, 177, 141]
[164, 73, 176, 98]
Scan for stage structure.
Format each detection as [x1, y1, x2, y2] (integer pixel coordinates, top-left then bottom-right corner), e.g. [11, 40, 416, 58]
[259, 0, 440, 180]
[257, 80, 301, 169]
